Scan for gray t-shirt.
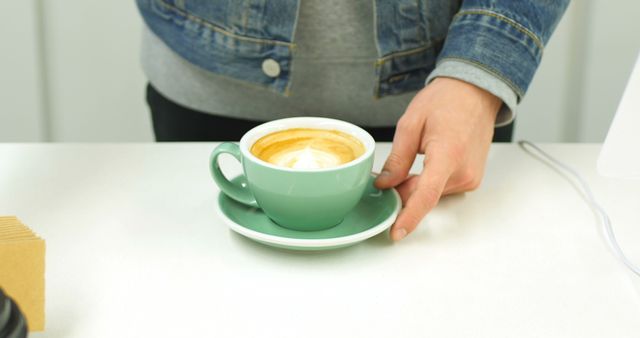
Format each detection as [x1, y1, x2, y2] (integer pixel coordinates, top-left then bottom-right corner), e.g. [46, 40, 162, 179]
[141, 0, 414, 127]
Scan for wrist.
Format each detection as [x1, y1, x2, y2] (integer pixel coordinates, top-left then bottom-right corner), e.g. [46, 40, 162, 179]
[431, 77, 501, 119]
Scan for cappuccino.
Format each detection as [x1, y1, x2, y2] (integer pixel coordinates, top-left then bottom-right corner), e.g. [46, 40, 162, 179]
[250, 128, 365, 169]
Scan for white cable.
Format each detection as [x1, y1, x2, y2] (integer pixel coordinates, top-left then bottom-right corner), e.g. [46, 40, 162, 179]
[518, 140, 640, 278]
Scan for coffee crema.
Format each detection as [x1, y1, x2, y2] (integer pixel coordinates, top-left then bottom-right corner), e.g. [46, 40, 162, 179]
[250, 128, 366, 169]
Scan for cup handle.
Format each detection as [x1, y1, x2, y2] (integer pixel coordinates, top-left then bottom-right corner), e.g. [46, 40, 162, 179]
[210, 143, 259, 208]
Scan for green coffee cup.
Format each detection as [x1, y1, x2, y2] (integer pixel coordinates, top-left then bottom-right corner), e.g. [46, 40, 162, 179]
[210, 117, 375, 231]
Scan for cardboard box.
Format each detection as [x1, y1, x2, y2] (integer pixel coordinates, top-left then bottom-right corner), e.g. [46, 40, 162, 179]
[0, 216, 45, 331]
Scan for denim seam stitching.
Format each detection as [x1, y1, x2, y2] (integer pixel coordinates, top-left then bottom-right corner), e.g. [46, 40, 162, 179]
[437, 56, 525, 99]
[157, 0, 295, 48]
[454, 9, 544, 55]
[374, 41, 443, 97]
[374, 39, 444, 66]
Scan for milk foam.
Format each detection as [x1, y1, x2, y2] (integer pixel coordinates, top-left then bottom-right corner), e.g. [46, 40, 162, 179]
[250, 128, 366, 169]
[272, 147, 342, 169]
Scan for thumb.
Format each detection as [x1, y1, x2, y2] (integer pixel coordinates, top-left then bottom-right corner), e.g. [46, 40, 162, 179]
[375, 119, 420, 189]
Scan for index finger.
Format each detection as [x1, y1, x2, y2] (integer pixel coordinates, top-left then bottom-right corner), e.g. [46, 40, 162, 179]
[391, 145, 453, 240]
[374, 117, 420, 189]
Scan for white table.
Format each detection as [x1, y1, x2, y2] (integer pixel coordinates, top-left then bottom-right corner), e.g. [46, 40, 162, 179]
[1, 143, 639, 337]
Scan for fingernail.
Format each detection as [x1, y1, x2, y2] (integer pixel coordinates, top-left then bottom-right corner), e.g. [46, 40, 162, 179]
[378, 170, 391, 179]
[393, 228, 407, 241]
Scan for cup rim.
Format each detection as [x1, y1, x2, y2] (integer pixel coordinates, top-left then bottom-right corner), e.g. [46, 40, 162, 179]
[239, 117, 375, 172]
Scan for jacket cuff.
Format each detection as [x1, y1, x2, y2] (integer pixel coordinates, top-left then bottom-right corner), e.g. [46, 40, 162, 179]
[437, 9, 548, 100]
[426, 60, 517, 127]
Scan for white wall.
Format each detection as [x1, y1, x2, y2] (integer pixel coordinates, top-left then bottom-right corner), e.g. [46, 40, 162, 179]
[0, 0, 46, 141]
[1, 1, 638, 142]
[513, 1, 579, 142]
[42, 0, 153, 141]
[576, 0, 640, 142]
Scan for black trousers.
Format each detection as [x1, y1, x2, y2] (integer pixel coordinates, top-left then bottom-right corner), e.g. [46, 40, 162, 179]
[146, 84, 513, 142]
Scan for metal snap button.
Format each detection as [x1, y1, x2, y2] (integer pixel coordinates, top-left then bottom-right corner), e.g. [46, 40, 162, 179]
[261, 59, 281, 78]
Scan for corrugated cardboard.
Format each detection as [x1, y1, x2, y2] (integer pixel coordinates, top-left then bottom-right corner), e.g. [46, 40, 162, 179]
[0, 216, 45, 331]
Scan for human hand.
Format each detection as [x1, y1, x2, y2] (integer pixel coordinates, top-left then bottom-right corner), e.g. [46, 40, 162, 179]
[375, 77, 501, 241]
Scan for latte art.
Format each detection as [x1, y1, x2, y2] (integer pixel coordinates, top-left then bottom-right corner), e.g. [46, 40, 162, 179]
[250, 128, 366, 169]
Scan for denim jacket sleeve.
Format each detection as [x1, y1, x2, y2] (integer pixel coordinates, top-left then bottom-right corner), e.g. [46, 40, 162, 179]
[427, 0, 570, 124]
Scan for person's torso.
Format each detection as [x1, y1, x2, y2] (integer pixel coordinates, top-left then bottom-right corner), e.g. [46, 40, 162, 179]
[136, 0, 461, 97]
[141, 0, 421, 126]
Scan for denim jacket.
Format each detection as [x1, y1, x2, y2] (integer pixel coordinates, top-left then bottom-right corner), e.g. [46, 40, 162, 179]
[137, 0, 569, 101]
